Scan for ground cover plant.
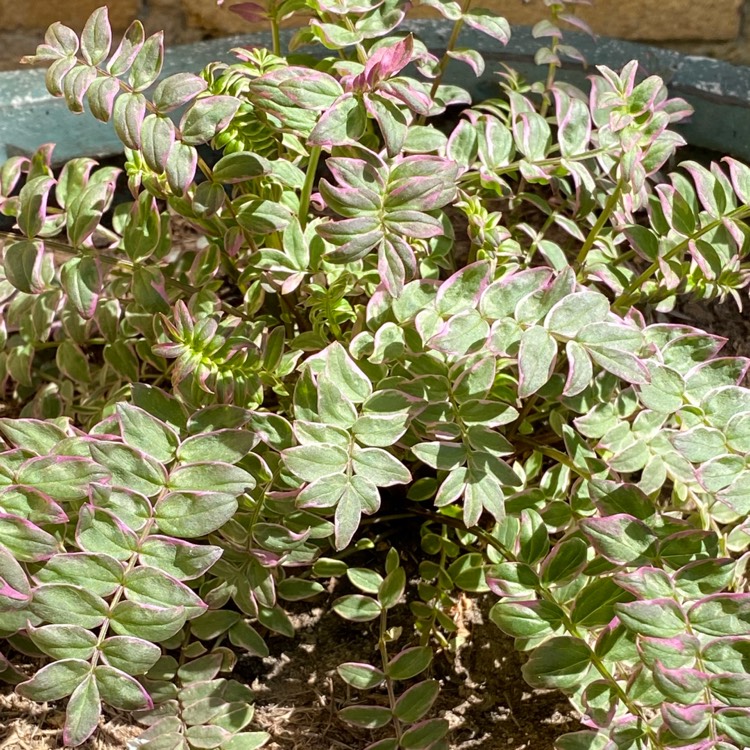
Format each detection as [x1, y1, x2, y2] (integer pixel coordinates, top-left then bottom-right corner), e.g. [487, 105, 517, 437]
[0, 0, 749, 748]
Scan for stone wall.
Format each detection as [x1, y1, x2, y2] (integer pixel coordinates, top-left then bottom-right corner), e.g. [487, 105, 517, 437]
[1, 0, 749, 70]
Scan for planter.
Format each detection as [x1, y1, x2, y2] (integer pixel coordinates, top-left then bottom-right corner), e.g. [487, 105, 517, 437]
[1, 24, 750, 164]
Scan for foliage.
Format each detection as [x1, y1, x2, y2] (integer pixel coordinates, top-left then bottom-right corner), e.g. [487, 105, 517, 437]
[0, 1, 749, 748]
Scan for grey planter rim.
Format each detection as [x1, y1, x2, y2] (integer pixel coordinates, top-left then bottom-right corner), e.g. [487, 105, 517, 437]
[0, 21, 748, 164]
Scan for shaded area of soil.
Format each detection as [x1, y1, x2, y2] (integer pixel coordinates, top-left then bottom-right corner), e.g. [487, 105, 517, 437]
[0, 691, 140, 750]
[241, 596, 579, 750]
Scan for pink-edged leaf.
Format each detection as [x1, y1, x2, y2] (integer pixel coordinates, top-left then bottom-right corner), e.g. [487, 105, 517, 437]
[113, 92, 147, 150]
[616, 598, 687, 637]
[64, 674, 101, 747]
[580, 514, 657, 566]
[384, 209, 443, 238]
[152, 72, 208, 113]
[447, 48, 485, 76]
[363, 35, 413, 87]
[107, 20, 145, 76]
[463, 9, 510, 44]
[94, 664, 153, 711]
[229, 2, 268, 22]
[180, 95, 240, 146]
[652, 661, 709, 703]
[661, 703, 712, 740]
[435, 260, 492, 316]
[86, 76, 120, 123]
[80, 6, 112, 66]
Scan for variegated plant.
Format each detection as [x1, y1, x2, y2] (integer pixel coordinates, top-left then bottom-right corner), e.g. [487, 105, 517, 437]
[0, 1, 749, 748]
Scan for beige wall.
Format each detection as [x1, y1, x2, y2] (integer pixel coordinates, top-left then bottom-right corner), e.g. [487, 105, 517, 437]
[1, 0, 749, 70]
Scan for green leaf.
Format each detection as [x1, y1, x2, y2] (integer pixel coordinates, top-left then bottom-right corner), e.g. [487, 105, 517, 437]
[16, 455, 109, 501]
[152, 72, 207, 113]
[17, 659, 91, 702]
[109, 600, 187, 641]
[228, 619, 269, 657]
[347, 568, 383, 594]
[339, 705, 392, 729]
[332, 595, 381, 622]
[351, 447, 411, 486]
[177, 430, 257, 464]
[154, 491, 238, 538]
[27, 624, 97, 661]
[639, 365, 684, 413]
[571, 577, 631, 627]
[521, 636, 592, 691]
[64, 674, 101, 747]
[386, 646, 432, 680]
[169, 462, 255, 496]
[412, 442, 466, 471]
[324, 342, 372, 402]
[545, 292, 609, 338]
[180, 96, 241, 146]
[89, 441, 166, 497]
[337, 662, 385, 690]
[490, 600, 564, 638]
[36, 552, 123, 597]
[378, 567, 406, 609]
[615, 599, 686, 637]
[283, 444, 349, 482]
[581, 514, 658, 566]
[518, 326, 558, 398]
[138, 536, 222, 581]
[117, 403, 178, 463]
[128, 31, 163, 91]
[76, 505, 138, 561]
[399, 718, 449, 749]
[0, 418, 66, 454]
[393, 680, 440, 723]
[462, 8, 510, 43]
[353, 412, 409, 447]
[30, 584, 108, 628]
[221, 733, 270, 750]
[99, 636, 162, 675]
[123, 566, 206, 619]
[212, 151, 270, 183]
[0, 543, 31, 609]
[95, 664, 152, 710]
[0, 515, 60, 562]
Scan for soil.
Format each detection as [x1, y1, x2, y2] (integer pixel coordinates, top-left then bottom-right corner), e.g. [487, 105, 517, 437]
[0, 590, 580, 750]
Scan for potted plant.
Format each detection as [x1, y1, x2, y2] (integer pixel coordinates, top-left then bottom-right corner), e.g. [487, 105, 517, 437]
[0, 2, 749, 749]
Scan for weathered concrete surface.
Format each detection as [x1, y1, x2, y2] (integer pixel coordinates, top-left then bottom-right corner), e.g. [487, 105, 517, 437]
[3, 24, 750, 165]
[182, 0, 744, 40]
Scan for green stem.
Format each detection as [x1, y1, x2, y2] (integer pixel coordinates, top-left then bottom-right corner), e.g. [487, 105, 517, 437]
[299, 146, 322, 230]
[574, 179, 624, 270]
[416, 0, 473, 125]
[271, 15, 281, 57]
[379, 608, 403, 743]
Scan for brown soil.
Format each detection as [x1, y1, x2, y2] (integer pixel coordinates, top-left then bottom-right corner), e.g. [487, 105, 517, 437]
[0, 593, 580, 750]
[241, 595, 579, 750]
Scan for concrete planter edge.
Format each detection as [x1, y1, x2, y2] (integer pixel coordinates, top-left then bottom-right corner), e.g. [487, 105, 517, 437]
[0, 22, 748, 164]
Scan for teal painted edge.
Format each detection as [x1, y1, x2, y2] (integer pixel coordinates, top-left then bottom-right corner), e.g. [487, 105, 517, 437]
[1, 22, 749, 164]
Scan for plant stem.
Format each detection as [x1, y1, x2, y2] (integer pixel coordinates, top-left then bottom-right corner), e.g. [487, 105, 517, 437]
[417, 0, 473, 125]
[270, 13, 281, 57]
[299, 146, 322, 230]
[379, 608, 403, 743]
[574, 179, 624, 270]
